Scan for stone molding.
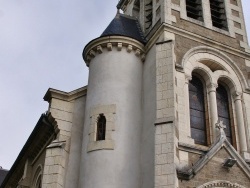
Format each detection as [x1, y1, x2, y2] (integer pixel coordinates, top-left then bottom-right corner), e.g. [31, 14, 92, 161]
[87, 104, 116, 152]
[162, 23, 249, 58]
[180, 46, 248, 92]
[197, 180, 246, 188]
[31, 164, 43, 188]
[83, 36, 146, 66]
[44, 86, 87, 102]
[177, 125, 250, 180]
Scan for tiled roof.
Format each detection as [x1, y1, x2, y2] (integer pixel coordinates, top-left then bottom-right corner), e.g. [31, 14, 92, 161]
[101, 11, 146, 44]
[0, 169, 8, 186]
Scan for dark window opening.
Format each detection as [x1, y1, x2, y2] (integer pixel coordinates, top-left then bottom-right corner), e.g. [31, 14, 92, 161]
[210, 0, 228, 30]
[133, 0, 140, 19]
[96, 114, 106, 141]
[216, 84, 233, 143]
[186, 0, 203, 21]
[145, 0, 153, 31]
[189, 76, 207, 145]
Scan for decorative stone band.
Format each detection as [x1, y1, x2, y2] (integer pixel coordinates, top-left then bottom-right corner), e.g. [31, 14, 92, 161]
[83, 36, 145, 66]
[197, 180, 246, 188]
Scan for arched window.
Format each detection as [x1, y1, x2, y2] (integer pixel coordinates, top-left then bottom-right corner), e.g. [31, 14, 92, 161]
[209, 0, 228, 30]
[216, 84, 233, 143]
[189, 75, 207, 145]
[35, 175, 42, 188]
[96, 114, 106, 141]
[32, 165, 42, 188]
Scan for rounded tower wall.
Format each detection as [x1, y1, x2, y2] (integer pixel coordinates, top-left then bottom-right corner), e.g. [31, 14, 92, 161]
[80, 38, 145, 188]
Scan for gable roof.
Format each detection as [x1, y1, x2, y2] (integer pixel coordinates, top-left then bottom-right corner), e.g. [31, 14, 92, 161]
[0, 169, 8, 186]
[0, 112, 59, 188]
[177, 123, 250, 180]
[101, 11, 146, 44]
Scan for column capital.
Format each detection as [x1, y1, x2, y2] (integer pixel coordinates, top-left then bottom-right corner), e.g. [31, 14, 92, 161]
[184, 74, 192, 84]
[207, 83, 218, 93]
[233, 91, 242, 101]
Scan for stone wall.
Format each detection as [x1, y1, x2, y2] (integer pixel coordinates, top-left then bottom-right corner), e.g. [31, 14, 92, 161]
[178, 148, 250, 188]
[155, 40, 178, 188]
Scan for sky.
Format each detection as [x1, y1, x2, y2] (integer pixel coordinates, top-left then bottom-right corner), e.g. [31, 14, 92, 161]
[0, 0, 250, 170]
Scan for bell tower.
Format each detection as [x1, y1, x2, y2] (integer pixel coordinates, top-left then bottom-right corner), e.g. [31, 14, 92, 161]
[118, 0, 249, 52]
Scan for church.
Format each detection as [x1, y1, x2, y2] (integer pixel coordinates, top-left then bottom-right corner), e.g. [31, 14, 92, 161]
[2, 0, 250, 187]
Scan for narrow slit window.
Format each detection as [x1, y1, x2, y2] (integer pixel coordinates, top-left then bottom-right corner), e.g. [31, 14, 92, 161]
[189, 76, 207, 145]
[216, 84, 233, 144]
[145, 0, 153, 31]
[209, 0, 228, 30]
[186, 0, 203, 21]
[96, 114, 106, 141]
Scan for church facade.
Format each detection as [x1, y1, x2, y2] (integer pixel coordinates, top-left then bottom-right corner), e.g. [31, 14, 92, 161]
[2, 0, 250, 187]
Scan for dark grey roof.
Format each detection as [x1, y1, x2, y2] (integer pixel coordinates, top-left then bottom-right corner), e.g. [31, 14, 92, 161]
[0, 169, 8, 186]
[101, 11, 146, 44]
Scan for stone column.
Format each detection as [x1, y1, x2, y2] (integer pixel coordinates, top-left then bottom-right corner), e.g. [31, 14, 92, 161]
[233, 93, 248, 156]
[184, 75, 192, 137]
[208, 83, 218, 142]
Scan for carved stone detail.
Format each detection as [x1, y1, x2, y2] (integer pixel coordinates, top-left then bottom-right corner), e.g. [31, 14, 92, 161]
[127, 45, 133, 53]
[96, 45, 103, 54]
[207, 83, 218, 93]
[107, 43, 112, 51]
[197, 180, 246, 188]
[117, 43, 122, 51]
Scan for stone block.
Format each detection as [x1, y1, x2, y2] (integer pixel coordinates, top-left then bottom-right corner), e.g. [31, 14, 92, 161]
[156, 126, 162, 135]
[155, 134, 167, 145]
[50, 98, 74, 112]
[162, 143, 173, 153]
[56, 120, 72, 132]
[50, 109, 73, 122]
[45, 157, 54, 166]
[162, 125, 173, 134]
[51, 148, 62, 156]
[162, 164, 175, 175]
[155, 144, 162, 154]
[155, 175, 168, 186]
[155, 165, 162, 176]
[49, 165, 59, 174]
[167, 175, 175, 185]
[156, 154, 168, 165]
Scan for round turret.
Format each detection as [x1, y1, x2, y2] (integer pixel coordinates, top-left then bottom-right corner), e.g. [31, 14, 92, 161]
[79, 11, 146, 188]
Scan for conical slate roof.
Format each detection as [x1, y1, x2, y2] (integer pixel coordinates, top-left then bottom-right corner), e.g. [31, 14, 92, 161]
[101, 11, 146, 44]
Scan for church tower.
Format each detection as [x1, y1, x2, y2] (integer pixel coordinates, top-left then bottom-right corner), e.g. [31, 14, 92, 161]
[82, 0, 250, 187]
[2, 0, 250, 188]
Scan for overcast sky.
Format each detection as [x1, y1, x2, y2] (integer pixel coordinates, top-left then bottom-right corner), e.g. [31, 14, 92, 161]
[0, 0, 249, 170]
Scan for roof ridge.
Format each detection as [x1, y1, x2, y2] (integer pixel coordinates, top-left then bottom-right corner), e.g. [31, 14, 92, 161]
[134, 18, 147, 43]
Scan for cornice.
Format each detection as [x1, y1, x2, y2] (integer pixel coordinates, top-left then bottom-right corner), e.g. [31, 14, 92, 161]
[83, 36, 146, 66]
[43, 86, 87, 102]
[163, 23, 250, 59]
[145, 23, 250, 60]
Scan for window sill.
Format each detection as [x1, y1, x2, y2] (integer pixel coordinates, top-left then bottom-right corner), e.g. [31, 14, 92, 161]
[178, 142, 209, 155]
[87, 140, 114, 152]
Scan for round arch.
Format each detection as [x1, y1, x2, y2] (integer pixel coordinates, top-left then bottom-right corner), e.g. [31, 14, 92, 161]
[186, 61, 214, 86]
[181, 46, 248, 91]
[214, 70, 243, 94]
